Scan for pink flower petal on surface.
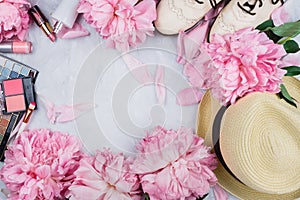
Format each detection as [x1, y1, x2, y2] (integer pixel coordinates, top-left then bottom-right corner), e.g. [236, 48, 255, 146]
[122, 54, 153, 84]
[40, 96, 94, 124]
[213, 184, 228, 200]
[176, 87, 204, 106]
[177, 22, 209, 65]
[177, 1, 226, 65]
[55, 103, 94, 123]
[57, 23, 90, 39]
[155, 65, 166, 104]
[281, 51, 300, 67]
[271, 0, 299, 26]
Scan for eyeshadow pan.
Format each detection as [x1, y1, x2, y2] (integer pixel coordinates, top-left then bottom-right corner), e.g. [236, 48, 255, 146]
[12, 64, 22, 72]
[10, 71, 18, 79]
[1, 68, 10, 77]
[0, 126, 6, 134]
[2, 115, 11, 120]
[20, 67, 29, 75]
[23, 77, 36, 106]
[3, 79, 24, 96]
[5, 95, 26, 113]
[0, 119, 9, 127]
[5, 60, 13, 70]
[0, 76, 6, 82]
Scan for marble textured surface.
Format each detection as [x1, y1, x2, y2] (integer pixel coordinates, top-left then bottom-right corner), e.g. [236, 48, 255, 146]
[0, 0, 299, 200]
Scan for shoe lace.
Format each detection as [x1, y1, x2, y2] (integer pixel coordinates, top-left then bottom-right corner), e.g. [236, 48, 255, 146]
[209, 0, 217, 8]
[194, 0, 204, 4]
[194, 0, 218, 8]
[237, 0, 283, 16]
[237, 0, 262, 16]
[271, 0, 284, 4]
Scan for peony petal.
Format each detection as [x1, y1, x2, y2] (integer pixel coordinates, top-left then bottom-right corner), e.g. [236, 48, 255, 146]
[281, 51, 300, 67]
[155, 65, 166, 105]
[133, 127, 195, 174]
[122, 54, 153, 84]
[69, 185, 105, 200]
[35, 165, 51, 179]
[176, 87, 204, 106]
[55, 103, 95, 123]
[177, 21, 209, 65]
[0, 129, 83, 200]
[70, 150, 140, 200]
[177, 1, 226, 65]
[213, 184, 228, 200]
[40, 95, 94, 123]
[79, 0, 156, 51]
[57, 23, 90, 39]
[0, 1, 30, 42]
[271, 0, 299, 26]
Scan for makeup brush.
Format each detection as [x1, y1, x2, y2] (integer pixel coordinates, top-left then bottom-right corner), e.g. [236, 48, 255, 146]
[17, 102, 36, 135]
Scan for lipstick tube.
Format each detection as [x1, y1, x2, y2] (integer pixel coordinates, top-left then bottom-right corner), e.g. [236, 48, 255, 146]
[0, 41, 32, 54]
[28, 5, 56, 42]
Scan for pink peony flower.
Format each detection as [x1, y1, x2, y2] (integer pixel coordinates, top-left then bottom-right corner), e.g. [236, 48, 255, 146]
[271, 0, 298, 27]
[69, 149, 141, 200]
[187, 27, 287, 105]
[78, 0, 156, 52]
[132, 126, 218, 200]
[272, 0, 300, 69]
[0, 0, 31, 42]
[0, 129, 84, 200]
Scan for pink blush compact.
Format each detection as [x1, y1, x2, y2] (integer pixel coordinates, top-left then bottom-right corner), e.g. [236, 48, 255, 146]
[2, 78, 26, 113]
[3, 79, 23, 96]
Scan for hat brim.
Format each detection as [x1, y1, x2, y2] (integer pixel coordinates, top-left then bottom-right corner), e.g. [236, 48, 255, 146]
[196, 77, 300, 199]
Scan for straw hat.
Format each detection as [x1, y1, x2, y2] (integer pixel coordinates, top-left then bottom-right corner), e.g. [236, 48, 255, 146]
[196, 77, 300, 199]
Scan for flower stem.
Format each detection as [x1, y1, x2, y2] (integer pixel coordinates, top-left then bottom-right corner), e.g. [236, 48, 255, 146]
[278, 36, 292, 44]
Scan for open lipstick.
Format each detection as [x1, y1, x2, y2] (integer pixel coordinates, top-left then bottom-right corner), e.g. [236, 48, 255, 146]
[28, 5, 56, 42]
[0, 41, 32, 54]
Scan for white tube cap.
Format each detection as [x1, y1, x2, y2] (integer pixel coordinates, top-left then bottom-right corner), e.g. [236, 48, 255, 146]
[52, 0, 80, 29]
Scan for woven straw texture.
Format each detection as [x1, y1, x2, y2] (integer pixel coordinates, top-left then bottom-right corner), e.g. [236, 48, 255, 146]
[196, 77, 300, 199]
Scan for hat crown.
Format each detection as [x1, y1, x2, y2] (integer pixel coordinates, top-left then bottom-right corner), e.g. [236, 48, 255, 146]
[197, 77, 300, 199]
[220, 87, 300, 194]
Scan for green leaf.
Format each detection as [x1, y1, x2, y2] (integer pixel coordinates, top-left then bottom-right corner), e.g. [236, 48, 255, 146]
[283, 40, 300, 53]
[283, 66, 300, 76]
[271, 21, 300, 38]
[278, 84, 297, 108]
[265, 30, 282, 43]
[256, 19, 274, 32]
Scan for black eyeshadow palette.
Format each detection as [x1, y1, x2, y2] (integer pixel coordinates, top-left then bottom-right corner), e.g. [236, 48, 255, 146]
[0, 54, 38, 160]
[0, 54, 38, 82]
